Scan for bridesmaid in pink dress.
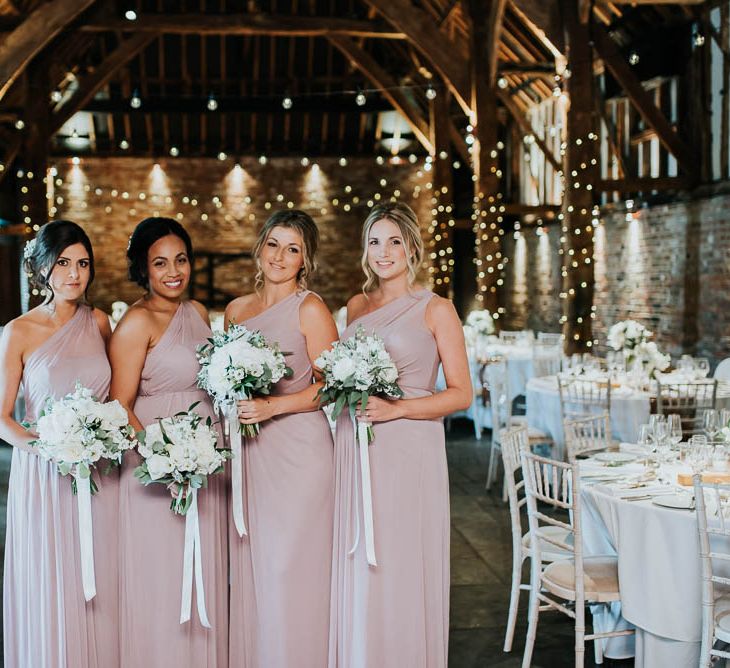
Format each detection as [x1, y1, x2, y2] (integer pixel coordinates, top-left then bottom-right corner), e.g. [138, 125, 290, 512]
[328, 203, 472, 668]
[226, 210, 338, 667]
[109, 218, 227, 667]
[0, 221, 118, 667]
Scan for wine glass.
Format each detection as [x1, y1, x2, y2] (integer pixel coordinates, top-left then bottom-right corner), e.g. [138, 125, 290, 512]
[704, 409, 720, 443]
[667, 414, 683, 449]
[688, 435, 711, 474]
[695, 357, 711, 378]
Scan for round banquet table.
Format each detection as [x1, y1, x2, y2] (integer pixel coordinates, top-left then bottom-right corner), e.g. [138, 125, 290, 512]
[580, 467, 730, 667]
[527, 376, 730, 459]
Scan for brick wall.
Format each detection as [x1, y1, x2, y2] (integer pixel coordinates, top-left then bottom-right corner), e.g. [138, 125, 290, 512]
[500, 189, 730, 365]
[500, 225, 562, 334]
[47, 156, 433, 313]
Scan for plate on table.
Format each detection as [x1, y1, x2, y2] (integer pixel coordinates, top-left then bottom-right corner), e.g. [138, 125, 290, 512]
[651, 493, 694, 510]
[593, 452, 637, 465]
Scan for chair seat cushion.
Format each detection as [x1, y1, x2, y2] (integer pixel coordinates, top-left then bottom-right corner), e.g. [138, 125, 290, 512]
[507, 417, 553, 442]
[521, 526, 573, 562]
[714, 593, 730, 643]
[542, 556, 621, 603]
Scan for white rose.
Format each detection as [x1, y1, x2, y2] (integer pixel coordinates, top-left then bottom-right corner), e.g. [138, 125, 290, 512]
[52, 441, 86, 464]
[37, 404, 80, 440]
[96, 401, 129, 430]
[381, 365, 398, 384]
[146, 453, 173, 480]
[332, 357, 356, 383]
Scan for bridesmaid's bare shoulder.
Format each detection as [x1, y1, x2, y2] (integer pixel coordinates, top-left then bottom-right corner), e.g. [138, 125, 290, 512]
[110, 302, 155, 343]
[425, 295, 460, 332]
[225, 294, 258, 327]
[299, 293, 334, 325]
[2, 308, 53, 356]
[188, 300, 210, 326]
[345, 293, 369, 325]
[91, 307, 112, 342]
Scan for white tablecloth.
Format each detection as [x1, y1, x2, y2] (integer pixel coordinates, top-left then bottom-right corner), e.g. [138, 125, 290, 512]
[580, 476, 730, 666]
[477, 345, 535, 400]
[527, 376, 730, 459]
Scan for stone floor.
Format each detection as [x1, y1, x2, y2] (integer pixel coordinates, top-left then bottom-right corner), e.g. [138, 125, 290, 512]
[0, 423, 634, 667]
[445, 420, 632, 668]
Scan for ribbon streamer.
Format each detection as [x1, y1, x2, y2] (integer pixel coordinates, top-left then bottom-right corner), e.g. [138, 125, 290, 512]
[75, 473, 96, 601]
[227, 407, 247, 537]
[180, 489, 211, 628]
[347, 415, 377, 567]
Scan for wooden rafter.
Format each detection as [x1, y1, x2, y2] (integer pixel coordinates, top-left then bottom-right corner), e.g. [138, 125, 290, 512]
[592, 24, 695, 177]
[328, 36, 433, 154]
[597, 176, 692, 191]
[81, 14, 406, 39]
[51, 32, 158, 134]
[0, 0, 96, 102]
[497, 89, 562, 172]
[360, 0, 471, 114]
[486, 0, 508, 86]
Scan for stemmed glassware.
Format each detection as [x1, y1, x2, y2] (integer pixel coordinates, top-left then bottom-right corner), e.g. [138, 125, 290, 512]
[667, 414, 683, 450]
[704, 409, 721, 444]
[695, 357, 711, 378]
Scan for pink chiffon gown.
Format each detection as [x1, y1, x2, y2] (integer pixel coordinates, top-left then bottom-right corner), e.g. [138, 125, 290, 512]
[328, 289, 450, 668]
[4, 304, 120, 667]
[118, 300, 228, 667]
[229, 290, 334, 668]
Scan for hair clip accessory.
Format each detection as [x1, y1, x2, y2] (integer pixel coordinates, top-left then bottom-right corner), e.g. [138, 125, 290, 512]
[23, 237, 37, 261]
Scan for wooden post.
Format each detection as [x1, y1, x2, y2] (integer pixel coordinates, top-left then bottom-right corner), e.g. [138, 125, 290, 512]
[429, 85, 454, 298]
[22, 66, 50, 233]
[468, 0, 503, 315]
[561, 0, 598, 355]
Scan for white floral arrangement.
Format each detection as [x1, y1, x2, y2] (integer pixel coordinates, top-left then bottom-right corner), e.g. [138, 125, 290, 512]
[315, 325, 403, 443]
[23, 383, 137, 601]
[24, 383, 137, 493]
[635, 341, 671, 378]
[464, 309, 496, 337]
[134, 406, 231, 515]
[607, 319, 651, 354]
[607, 320, 669, 378]
[196, 323, 291, 437]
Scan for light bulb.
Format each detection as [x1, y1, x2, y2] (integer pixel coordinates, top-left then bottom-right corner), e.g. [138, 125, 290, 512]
[207, 93, 218, 111]
[425, 85, 437, 100]
[282, 96, 293, 110]
[355, 91, 366, 106]
[130, 89, 142, 109]
[125, 9, 137, 21]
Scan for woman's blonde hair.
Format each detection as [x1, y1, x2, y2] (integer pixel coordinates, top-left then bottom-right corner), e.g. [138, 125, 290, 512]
[252, 210, 319, 292]
[360, 202, 424, 294]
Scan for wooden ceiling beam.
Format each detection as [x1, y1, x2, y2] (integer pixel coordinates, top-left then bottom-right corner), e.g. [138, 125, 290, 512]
[81, 14, 406, 39]
[497, 88, 562, 172]
[328, 35, 434, 153]
[360, 0, 472, 114]
[487, 0, 508, 87]
[592, 25, 695, 177]
[606, 0, 703, 3]
[51, 32, 158, 134]
[0, 0, 96, 102]
[597, 176, 693, 192]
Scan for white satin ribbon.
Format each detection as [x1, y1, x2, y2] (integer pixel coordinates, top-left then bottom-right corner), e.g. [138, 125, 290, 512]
[227, 407, 247, 537]
[180, 489, 211, 628]
[75, 473, 96, 601]
[347, 416, 377, 567]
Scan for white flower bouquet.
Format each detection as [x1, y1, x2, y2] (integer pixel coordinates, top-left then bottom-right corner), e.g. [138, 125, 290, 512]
[607, 319, 651, 355]
[315, 325, 403, 567]
[196, 323, 291, 438]
[23, 383, 137, 601]
[24, 383, 137, 493]
[134, 405, 231, 515]
[465, 309, 495, 336]
[134, 405, 230, 628]
[315, 325, 403, 442]
[634, 341, 671, 378]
